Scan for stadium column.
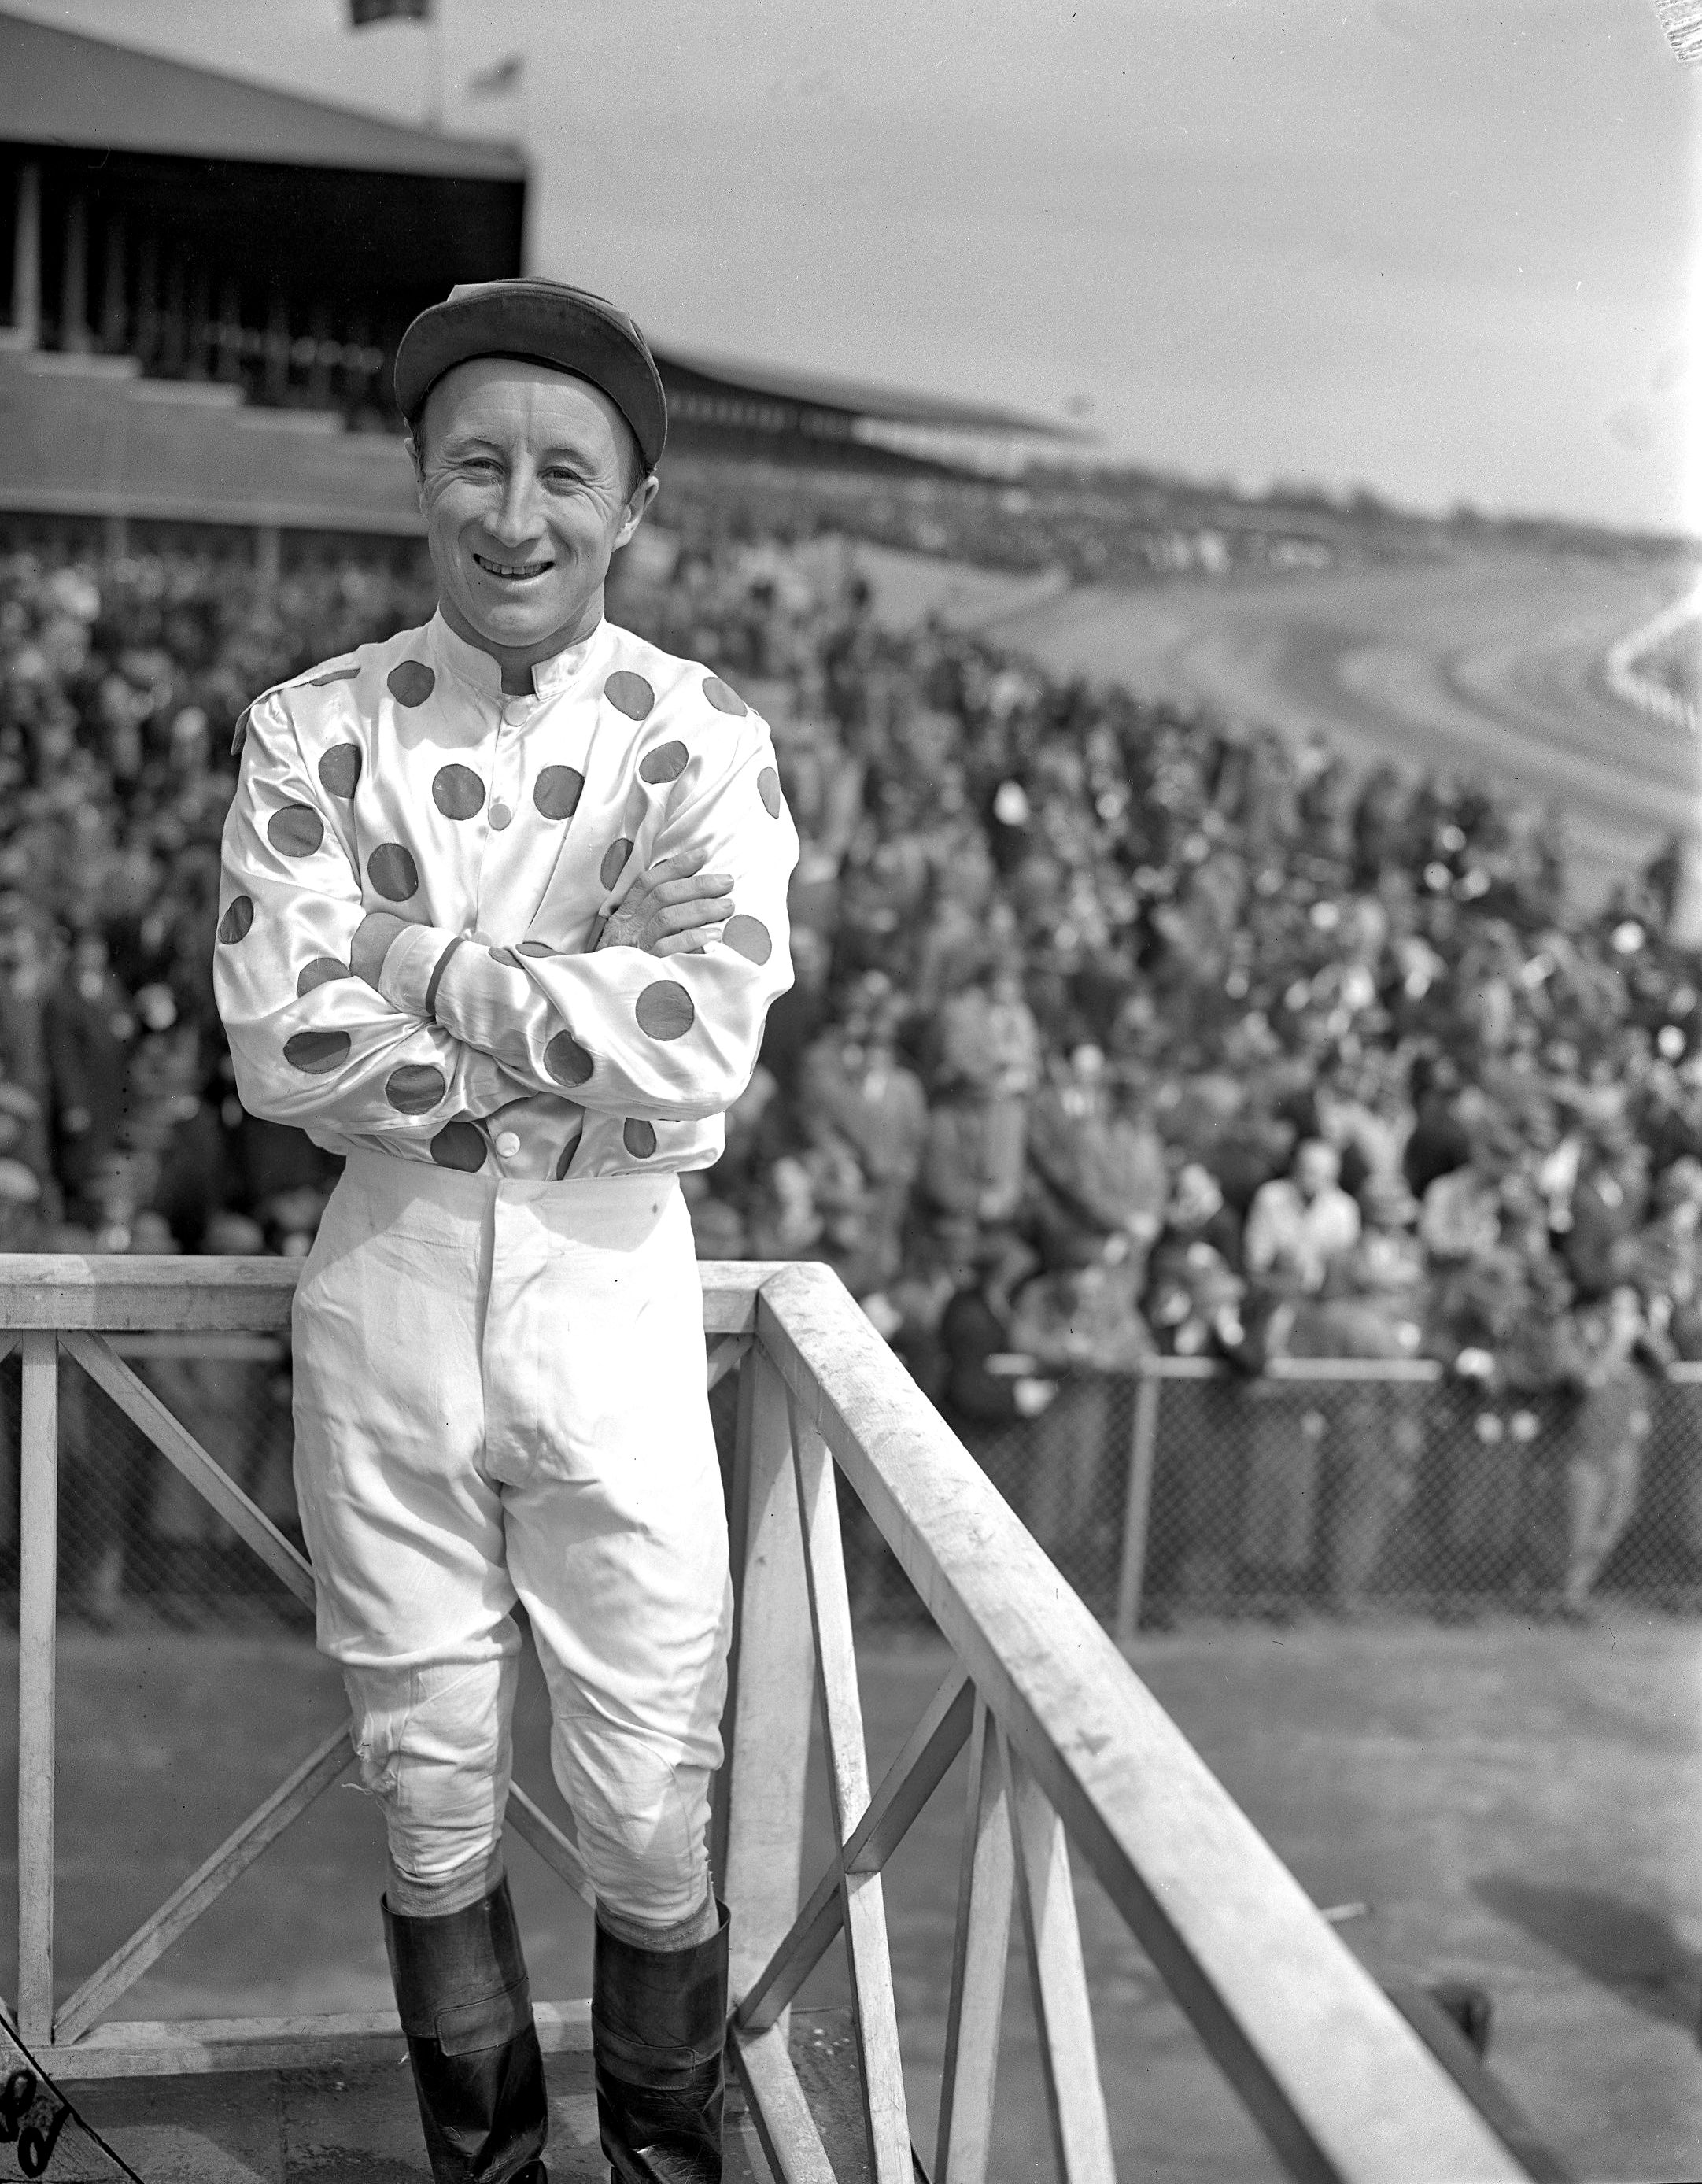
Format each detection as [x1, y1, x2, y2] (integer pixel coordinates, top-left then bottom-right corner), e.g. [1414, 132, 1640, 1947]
[101, 211, 127, 353]
[9, 164, 39, 347]
[61, 193, 90, 353]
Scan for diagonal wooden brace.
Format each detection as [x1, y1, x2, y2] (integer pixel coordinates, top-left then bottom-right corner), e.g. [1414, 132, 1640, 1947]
[55, 1720, 355, 2046]
[61, 1329, 315, 1607]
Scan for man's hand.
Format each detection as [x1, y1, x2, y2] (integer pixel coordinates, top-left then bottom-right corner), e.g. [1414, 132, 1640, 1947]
[596, 854, 733, 957]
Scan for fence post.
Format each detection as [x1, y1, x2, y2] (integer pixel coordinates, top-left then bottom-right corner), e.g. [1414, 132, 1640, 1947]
[1113, 1371, 1160, 1645]
[715, 1346, 817, 2029]
[17, 1332, 59, 2046]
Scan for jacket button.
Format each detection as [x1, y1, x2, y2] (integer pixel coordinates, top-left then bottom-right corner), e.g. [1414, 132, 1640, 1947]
[495, 1131, 521, 1158]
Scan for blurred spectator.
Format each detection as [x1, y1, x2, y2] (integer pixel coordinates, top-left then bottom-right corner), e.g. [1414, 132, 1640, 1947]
[1243, 1139, 1361, 1299]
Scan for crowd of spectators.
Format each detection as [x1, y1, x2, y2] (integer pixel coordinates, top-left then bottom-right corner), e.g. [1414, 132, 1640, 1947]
[2, 519, 1699, 1620]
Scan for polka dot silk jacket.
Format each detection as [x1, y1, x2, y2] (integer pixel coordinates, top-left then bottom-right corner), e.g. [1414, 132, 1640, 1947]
[215, 611, 798, 1181]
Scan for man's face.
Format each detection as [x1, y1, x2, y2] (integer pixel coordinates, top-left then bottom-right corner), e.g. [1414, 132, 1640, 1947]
[412, 358, 656, 664]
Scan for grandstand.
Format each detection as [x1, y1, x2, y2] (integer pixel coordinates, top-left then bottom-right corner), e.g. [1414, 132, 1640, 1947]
[0, 9, 1082, 552]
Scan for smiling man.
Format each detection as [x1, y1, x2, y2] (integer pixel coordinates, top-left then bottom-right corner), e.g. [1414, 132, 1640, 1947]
[213, 279, 798, 2184]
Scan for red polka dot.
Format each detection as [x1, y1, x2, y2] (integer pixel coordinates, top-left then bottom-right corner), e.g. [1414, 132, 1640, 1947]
[604, 671, 655, 720]
[759, 766, 782, 818]
[635, 980, 694, 1040]
[388, 661, 436, 708]
[297, 956, 349, 995]
[703, 676, 748, 716]
[309, 664, 360, 688]
[367, 842, 419, 901]
[639, 740, 689, 785]
[231, 708, 251, 760]
[545, 1029, 593, 1086]
[318, 743, 362, 798]
[217, 896, 253, 944]
[430, 1119, 487, 1171]
[722, 915, 772, 966]
[268, 804, 324, 858]
[488, 945, 522, 967]
[517, 940, 556, 958]
[600, 839, 633, 890]
[534, 765, 584, 820]
[623, 1118, 657, 1159]
[283, 1028, 350, 1075]
[385, 1062, 447, 1114]
[433, 763, 485, 820]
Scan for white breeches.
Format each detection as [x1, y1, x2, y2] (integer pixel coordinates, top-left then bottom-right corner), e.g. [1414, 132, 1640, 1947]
[291, 1151, 730, 1926]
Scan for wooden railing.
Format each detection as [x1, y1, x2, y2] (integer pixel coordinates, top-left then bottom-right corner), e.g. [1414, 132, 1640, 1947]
[0, 1254, 1547, 2179]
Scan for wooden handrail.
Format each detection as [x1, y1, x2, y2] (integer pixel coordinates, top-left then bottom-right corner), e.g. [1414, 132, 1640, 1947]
[0, 1251, 1544, 2178]
[755, 1259, 1529, 2184]
[0, 1254, 775, 1332]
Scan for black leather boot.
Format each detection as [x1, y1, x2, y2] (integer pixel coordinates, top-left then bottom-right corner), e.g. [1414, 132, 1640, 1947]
[382, 1875, 550, 2184]
[593, 1903, 729, 2184]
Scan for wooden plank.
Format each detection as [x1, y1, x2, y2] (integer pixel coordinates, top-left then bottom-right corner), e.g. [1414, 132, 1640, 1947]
[61, 1330, 316, 1608]
[707, 1333, 753, 1392]
[699, 1260, 781, 1336]
[1113, 1372, 1161, 1644]
[16, 1332, 57, 2049]
[1002, 1733, 1115, 2184]
[0, 1254, 300, 1332]
[936, 1700, 1015, 2184]
[846, 1664, 973, 1876]
[0, 1253, 763, 1335]
[789, 1405, 912, 2184]
[109, 1332, 283, 1362]
[716, 1350, 817, 2031]
[54, 1722, 355, 2045]
[739, 1666, 973, 2034]
[755, 1261, 1530, 2184]
[507, 1783, 595, 1908]
[42, 1999, 593, 2082]
[731, 2020, 838, 2184]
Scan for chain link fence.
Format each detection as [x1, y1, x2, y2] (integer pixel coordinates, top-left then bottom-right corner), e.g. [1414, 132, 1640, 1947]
[846, 1360, 1702, 1632]
[4, 1342, 1698, 1637]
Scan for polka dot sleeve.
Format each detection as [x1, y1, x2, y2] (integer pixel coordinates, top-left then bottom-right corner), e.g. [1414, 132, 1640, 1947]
[213, 689, 527, 1144]
[426, 720, 799, 1123]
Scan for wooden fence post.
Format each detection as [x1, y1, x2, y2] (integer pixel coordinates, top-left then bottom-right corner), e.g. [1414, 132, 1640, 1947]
[17, 1333, 59, 2046]
[717, 1347, 817, 2027]
[1113, 1372, 1161, 1644]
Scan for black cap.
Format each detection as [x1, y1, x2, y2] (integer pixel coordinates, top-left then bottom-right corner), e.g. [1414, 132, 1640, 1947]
[394, 277, 667, 473]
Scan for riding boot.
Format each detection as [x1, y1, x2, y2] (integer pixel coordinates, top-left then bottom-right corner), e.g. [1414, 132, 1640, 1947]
[593, 1903, 729, 2183]
[382, 1875, 550, 2184]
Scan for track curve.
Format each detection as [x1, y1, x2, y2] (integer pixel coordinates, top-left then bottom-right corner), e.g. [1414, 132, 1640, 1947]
[998, 549, 1699, 906]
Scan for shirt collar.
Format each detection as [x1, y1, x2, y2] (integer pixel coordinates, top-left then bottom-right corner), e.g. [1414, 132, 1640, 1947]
[426, 609, 608, 703]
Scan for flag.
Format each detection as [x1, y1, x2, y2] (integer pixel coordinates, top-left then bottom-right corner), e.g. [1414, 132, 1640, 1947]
[467, 54, 524, 97]
[350, 0, 431, 26]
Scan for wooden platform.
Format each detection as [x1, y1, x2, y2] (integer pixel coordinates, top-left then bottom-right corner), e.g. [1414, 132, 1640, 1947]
[29, 2012, 869, 2183]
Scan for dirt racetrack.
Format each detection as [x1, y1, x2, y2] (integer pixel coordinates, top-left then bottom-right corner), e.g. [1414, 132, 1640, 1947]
[991, 549, 1698, 912]
[7, 1613, 1699, 2181]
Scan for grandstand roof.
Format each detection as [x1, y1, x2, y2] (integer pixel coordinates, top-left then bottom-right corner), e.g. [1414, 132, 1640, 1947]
[0, 9, 524, 180]
[658, 344, 1089, 442]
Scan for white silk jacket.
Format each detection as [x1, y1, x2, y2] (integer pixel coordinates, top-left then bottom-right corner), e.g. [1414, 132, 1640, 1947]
[214, 610, 799, 1182]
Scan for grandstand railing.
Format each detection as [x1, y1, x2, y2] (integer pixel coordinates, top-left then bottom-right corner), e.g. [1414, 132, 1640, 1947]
[0, 1254, 1543, 2180]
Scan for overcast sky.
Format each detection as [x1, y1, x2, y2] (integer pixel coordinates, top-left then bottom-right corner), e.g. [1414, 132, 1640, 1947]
[9, 0, 1699, 531]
